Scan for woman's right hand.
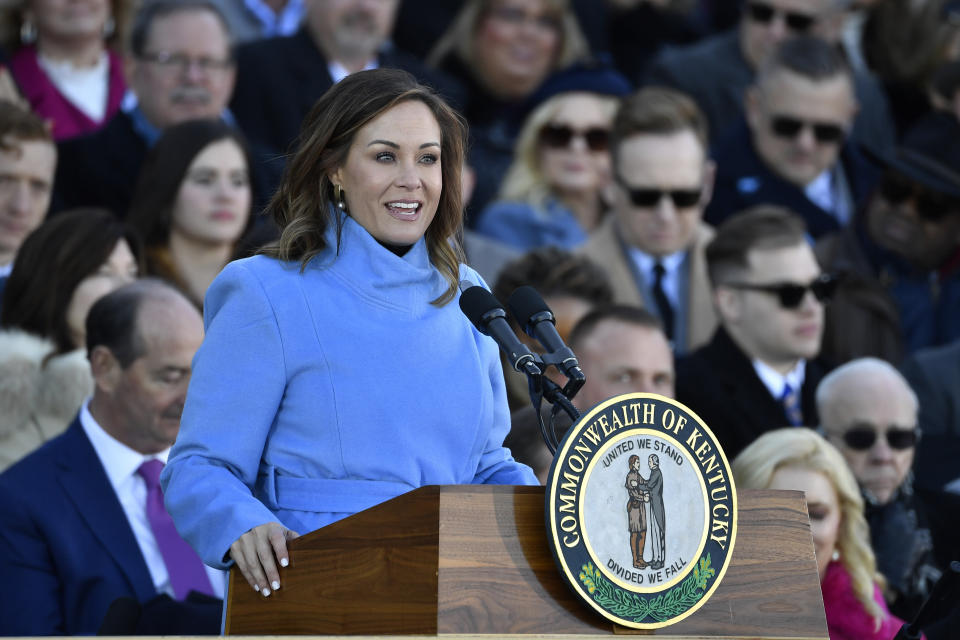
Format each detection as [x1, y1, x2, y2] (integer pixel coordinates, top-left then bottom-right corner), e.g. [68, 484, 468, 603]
[230, 522, 300, 597]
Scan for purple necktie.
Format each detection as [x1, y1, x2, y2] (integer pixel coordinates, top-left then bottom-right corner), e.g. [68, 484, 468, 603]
[137, 459, 213, 600]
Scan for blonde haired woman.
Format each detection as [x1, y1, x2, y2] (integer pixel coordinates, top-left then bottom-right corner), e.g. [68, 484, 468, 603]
[733, 428, 913, 640]
[477, 69, 626, 250]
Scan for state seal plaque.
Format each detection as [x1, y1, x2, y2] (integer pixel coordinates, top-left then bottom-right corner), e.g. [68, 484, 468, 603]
[545, 393, 737, 629]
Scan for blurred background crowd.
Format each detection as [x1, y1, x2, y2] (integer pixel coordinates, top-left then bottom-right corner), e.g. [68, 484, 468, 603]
[0, 0, 959, 638]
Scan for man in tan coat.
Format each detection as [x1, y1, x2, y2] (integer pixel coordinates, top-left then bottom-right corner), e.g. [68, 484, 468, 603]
[581, 87, 717, 354]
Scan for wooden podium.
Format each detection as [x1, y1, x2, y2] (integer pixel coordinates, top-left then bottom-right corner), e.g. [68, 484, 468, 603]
[224, 486, 827, 638]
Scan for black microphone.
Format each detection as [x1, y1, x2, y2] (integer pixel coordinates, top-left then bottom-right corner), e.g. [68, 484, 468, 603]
[508, 285, 585, 382]
[459, 284, 541, 378]
[97, 597, 142, 635]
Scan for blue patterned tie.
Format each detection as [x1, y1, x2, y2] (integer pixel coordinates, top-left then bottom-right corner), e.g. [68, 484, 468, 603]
[781, 384, 803, 427]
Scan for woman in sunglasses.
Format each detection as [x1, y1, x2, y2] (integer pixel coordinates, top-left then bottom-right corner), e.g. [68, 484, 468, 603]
[734, 428, 914, 640]
[476, 76, 626, 251]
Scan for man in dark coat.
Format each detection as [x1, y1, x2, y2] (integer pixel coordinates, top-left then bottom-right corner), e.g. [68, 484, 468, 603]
[676, 206, 832, 460]
[706, 36, 879, 238]
[645, 0, 894, 152]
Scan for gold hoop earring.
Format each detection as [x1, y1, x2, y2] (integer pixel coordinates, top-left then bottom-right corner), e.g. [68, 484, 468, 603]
[333, 184, 347, 211]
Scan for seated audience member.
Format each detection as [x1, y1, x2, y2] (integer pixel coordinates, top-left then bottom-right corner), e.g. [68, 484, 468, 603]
[900, 340, 960, 495]
[581, 86, 717, 354]
[816, 112, 960, 365]
[54, 0, 237, 217]
[494, 246, 613, 411]
[569, 305, 674, 412]
[0, 101, 55, 290]
[817, 358, 960, 639]
[230, 0, 460, 156]
[427, 0, 588, 217]
[507, 305, 674, 482]
[127, 119, 253, 308]
[705, 36, 876, 238]
[646, 0, 894, 152]
[0, 209, 139, 471]
[477, 64, 629, 250]
[208, 0, 305, 43]
[733, 428, 911, 640]
[0, 280, 223, 635]
[2, 0, 129, 141]
[676, 206, 833, 460]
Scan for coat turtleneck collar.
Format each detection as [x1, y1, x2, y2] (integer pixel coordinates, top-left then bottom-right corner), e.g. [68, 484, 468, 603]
[313, 212, 447, 314]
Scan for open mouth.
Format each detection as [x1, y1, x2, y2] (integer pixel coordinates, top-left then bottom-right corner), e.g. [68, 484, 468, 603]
[385, 200, 421, 220]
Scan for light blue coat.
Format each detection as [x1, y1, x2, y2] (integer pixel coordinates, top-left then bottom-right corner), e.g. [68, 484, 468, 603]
[161, 216, 537, 568]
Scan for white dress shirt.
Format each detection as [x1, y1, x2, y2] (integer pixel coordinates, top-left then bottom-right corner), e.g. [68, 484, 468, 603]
[79, 401, 225, 599]
[752, 359, 806, 402]
[328, 58, 379, 85]
[628, 248, 686, 309]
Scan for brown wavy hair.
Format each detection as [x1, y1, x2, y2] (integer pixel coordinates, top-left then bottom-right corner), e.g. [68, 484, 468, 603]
[261, 68, 467, 306]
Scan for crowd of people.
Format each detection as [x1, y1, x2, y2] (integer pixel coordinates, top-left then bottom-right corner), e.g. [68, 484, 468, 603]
[0, 0, 958, 638]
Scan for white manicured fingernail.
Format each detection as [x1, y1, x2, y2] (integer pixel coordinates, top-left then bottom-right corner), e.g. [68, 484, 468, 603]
[253, 584, 260, 593]
[271, 580, 280, 590]
[280, 557, 289, 567]
[262, 588, 271, 597]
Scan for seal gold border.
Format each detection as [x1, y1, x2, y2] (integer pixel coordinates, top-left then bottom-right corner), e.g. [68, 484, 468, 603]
[545, 392, 739, 630]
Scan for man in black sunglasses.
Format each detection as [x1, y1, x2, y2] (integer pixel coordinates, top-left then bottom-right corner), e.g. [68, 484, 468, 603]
[580, 87, 717, 355]
[817, 358, 960, 634]
[645, 0, 894, 152]
[815, 111, 960, 365]
[675, 206, 832, 460]
[705, 36, 876, 240]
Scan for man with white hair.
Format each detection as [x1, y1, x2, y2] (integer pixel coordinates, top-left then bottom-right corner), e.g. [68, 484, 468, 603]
[817, 358, 959, 634]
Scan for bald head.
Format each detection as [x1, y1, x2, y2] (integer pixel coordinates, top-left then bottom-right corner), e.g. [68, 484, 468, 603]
[816, 358, 919, 504]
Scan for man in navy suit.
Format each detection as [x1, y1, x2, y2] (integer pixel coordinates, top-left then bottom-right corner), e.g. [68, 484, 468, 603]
[0, 280, 222, 635]
[705, 36, 877, 238]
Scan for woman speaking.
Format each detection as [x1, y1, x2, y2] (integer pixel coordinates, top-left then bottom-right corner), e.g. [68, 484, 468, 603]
[161, 68, 537, 598]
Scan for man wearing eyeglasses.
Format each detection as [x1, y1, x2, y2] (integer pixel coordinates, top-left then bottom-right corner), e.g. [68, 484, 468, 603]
[705, 36, 877, 239]
[54, 0, 238, 217]
[645, 0, 893, 153]
[817, 358, 960, 636]
[816, 111, 960, 365]
[580, 87, 717, 355]
[675, 206, 834, 460]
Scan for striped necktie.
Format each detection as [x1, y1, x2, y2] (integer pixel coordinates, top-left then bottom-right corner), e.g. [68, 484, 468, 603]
[780, 383, 803, 427]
